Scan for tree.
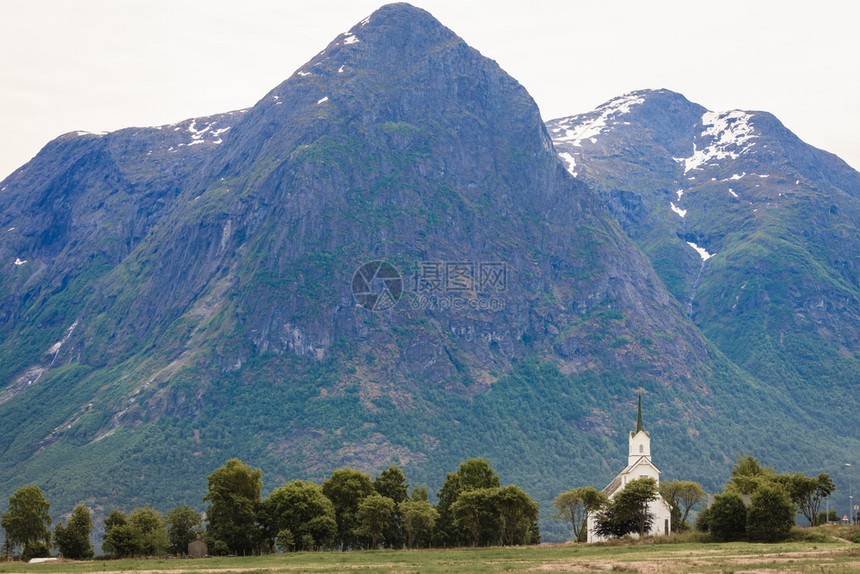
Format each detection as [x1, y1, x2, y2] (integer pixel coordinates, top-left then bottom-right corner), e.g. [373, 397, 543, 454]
[496, 485, 539, 546]
[616, 477, 658, 537]
[204, 459, 262, 555]
[0, 485, 51, 557]
[409, 484, 429, 502]
[166, 506, 202, 555]
[592, 505, 639, 539]
[780, 472, 834, 527]
[594, 478, 657, 539]
[399, 500, 438, 549]
[128, 506, 168, 556]
[373, 465, 409, 548]
[322, 468, 374, 550]
[102, 510, 140, 558]
[275, 529, 294, 553]
[552, 486, 608, 542]
[746, 483, 795, 542]
[435, 458, 500, 547]
[355, 493, 396, 549]
[726, 455, 775, 495]
[258, 480, 336, 551]
[708, 492, 747, 542]
[450, 487, 499, 547]
[659, 480, 706, 530]
[54, 505, 94, 560]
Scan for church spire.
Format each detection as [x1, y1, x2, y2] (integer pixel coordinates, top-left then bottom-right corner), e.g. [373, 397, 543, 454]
[636, 394, 643, 433]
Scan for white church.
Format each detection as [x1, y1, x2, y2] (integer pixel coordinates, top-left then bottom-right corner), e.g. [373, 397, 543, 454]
[586, 396, 673, 542]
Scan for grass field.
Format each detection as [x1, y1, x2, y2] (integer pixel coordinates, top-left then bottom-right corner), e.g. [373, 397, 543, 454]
[2, 531, 859, 573]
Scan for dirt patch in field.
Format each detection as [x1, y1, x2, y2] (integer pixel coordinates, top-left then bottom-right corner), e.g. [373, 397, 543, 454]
[528, 547, 856, 573]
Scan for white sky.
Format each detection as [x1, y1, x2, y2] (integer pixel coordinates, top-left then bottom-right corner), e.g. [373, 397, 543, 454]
[1, 0, 858, 181]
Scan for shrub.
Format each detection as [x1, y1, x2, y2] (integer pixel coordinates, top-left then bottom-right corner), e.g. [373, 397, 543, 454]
[708, 492, 747, 542]
[746, 484, 795, 542]
[210, 540, 229, 556]
[695, 507, 711, 532]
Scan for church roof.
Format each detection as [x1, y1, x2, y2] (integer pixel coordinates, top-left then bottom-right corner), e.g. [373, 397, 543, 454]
[601, 456, 662, 497]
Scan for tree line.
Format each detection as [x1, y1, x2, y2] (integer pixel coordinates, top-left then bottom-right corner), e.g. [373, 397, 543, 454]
[1, 457, 539, 559]
[696, 455, 835, 542]
[1, 454, 836, 559]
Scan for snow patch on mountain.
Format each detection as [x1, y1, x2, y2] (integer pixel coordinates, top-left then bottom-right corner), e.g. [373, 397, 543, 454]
[687, 242, 714, 261]
[549, 92, 645, 148]
[679, 110, 757, 173]
[558, 152, 578, 177]
[670, 203, 687, 218]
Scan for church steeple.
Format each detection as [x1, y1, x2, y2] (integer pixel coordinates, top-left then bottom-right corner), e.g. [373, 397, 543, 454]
[629, 393, 651, 465]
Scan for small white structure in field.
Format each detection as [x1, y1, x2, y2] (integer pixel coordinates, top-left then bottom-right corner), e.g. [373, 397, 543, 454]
[586, 396, 673, 542]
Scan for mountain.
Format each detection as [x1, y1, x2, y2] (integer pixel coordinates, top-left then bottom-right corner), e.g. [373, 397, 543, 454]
[548, 88, 860, 433]
[0, 6, 853, 541]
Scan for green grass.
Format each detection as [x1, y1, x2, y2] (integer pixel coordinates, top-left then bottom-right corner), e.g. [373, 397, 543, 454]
[0, 539, 857, 573]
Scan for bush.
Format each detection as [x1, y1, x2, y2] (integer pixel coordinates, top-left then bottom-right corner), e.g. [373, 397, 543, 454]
[276, 529, 294, 553]
[21, 540, 51, 562]
[695, 507, 711, 532]
[708, 492, 747, 542]
[211, 540, 229, 556]
[746, 484, 795, 542]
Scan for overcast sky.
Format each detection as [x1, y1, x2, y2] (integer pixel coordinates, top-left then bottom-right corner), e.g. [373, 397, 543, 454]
[1, 0, 858, 181]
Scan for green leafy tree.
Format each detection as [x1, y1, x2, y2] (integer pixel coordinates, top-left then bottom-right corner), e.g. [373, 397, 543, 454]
[409, 484, 429, 502]
[275, 529, 294, 553]
[594, 478, 657, 539]
[128, 506, 168, 556]
[0, 485, 51, 557]
[355, 493, 396, 549]
[708, 492, 747, 542]
[450, 487, 500, 547]
[203, 459, 262, 555]
[258, 480, 336, 551]
[726, 455, 775, 495]
[746, 483, 795, 542]
[53, 505, 93, 559]
[435, 458, 500, 547]
[659, 480, 706, 530]
[102, 510, 140, 558]
[779, 472, 834, 526]
[165, 505, 202, 555]
[617, 477, 658, 537]
[373, 465, 409, 548]
[496, 485, 539, 546]
[322, 468, 374, 550]
[399, 500, 438, 549]
[551, 486, 608, 542]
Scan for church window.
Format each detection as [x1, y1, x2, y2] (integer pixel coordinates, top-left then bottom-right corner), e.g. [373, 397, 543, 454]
[639, 444, 643, 453]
